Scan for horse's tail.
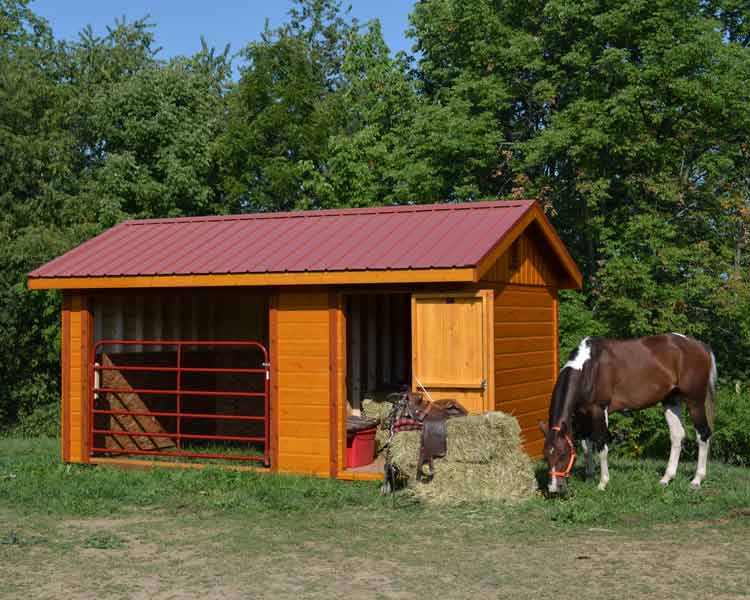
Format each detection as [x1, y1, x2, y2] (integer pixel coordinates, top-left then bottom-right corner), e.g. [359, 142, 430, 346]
[705, 347, 717, 432]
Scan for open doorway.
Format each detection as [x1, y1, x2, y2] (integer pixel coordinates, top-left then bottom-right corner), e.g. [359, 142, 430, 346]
[343, 292, 412, 473]
[89, 289, 270, 467]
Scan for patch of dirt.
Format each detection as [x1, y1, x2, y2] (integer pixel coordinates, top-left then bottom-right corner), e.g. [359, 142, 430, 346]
[3, 514, 750, 599]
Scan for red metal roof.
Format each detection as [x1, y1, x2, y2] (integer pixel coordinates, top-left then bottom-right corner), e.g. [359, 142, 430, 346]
[30, 200, 547, 278]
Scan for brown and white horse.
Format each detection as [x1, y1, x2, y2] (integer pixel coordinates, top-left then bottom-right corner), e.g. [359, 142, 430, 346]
[540, 333, 716, 494]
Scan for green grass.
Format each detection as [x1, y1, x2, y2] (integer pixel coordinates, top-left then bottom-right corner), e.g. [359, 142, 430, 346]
[1, 436, 749, 531]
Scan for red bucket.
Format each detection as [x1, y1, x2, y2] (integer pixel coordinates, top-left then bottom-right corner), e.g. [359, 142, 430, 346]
[346, 427, 376, 468]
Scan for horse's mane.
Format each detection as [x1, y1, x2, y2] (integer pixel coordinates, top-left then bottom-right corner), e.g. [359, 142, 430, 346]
[550, 337, 602, 428]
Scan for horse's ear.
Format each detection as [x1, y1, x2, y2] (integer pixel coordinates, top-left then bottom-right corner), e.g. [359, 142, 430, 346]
[538, 421, 548, 435]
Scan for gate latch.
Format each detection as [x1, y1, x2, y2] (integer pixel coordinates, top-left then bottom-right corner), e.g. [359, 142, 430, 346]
[262, 362, 271, 380]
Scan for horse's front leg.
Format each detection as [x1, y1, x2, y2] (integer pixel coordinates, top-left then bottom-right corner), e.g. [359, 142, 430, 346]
[660, 402, 685, 486]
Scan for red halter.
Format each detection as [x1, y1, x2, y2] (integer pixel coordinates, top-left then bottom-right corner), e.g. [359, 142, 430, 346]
[550, 425, 577, 479]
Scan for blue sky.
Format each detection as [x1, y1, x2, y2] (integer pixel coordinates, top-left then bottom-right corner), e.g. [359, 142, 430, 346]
[31, 1, 416, 61]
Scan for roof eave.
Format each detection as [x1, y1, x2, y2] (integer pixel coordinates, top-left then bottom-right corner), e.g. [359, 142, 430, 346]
[26, 267, 478, 290]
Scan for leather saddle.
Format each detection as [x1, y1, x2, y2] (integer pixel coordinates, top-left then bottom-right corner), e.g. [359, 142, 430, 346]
[406, 393, 468, 483]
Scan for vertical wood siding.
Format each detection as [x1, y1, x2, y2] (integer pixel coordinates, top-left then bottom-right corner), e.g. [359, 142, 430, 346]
[482, 225, 562, 287]
[494, 285, 556, 458]
[275, 290, 331, 475]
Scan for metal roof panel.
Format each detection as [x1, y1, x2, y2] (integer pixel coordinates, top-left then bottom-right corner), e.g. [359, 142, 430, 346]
[29, 200, 555, 278]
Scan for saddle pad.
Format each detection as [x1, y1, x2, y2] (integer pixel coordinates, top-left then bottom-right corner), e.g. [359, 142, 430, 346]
[392, 417, 423, 432]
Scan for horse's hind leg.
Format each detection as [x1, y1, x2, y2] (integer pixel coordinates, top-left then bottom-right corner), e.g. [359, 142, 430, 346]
[686, 400, 712, 489]
[589, 406, 610, 491]
[581, 439, 595, 480]
[660, 401, 685, 486]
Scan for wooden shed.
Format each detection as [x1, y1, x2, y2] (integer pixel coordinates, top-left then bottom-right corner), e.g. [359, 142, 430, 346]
[28, 200, 581, 480]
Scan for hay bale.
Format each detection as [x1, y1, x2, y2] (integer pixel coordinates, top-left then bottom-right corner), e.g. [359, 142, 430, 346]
[389, 411, 536, 505]
[361, 398, 392, 426]
[362, 398, 393, 454]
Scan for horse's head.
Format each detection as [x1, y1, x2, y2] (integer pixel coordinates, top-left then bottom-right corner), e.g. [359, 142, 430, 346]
[539, 419, 576, 495]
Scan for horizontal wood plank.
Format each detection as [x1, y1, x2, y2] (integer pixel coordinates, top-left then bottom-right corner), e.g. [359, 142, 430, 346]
[495, 336, 553, 355]
[494, 289, 553, 307]
[494, 323, 554, 338]
[495, 380, 554, 403]
[495, 351, 554, 370]
[496, 394, 550, 415]
[494, 306, 553, 323]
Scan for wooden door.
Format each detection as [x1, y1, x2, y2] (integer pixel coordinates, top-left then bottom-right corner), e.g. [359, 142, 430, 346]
[411, 292, 491, 414]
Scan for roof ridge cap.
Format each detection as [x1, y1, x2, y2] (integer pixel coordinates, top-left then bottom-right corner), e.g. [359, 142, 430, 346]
[122, 199, 537, 226]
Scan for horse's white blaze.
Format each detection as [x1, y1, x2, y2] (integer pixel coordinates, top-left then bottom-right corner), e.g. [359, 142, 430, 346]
[691, 430, 710, 489]
[671, 332, 687, 339]
[661, 404, 685, 485]
[598, 444, 609, 491]
[604, 407, 609, 427]
[548, 474, 559, 493]
[563, 337, 592, 371]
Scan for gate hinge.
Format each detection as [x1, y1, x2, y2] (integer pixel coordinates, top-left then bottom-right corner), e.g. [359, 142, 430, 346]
[481, 378, 487, 391]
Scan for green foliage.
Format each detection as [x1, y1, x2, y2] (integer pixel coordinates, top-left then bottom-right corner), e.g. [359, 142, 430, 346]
[608, 389, 750, 467]
[557, 290, 607, 366]
[1, 0, 750, 428]
[5, 402, 59, 438]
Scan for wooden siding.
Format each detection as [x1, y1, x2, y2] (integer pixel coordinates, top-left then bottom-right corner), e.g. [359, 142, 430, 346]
[62, 291, 92, 463]
[275, 290, 331, 475]
[412, 292, 492, 414]
[482, 224, 563, 287]
[494, 285, 556, 457]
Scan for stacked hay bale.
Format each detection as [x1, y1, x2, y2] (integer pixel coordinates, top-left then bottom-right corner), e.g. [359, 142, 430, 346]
[361, 398, 392, 453]
[389, 411, 536, 505]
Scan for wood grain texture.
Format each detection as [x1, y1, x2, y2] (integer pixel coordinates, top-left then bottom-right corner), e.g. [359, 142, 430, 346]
[481, 222, 569, 288]
[275, 290, 331, 475]
[269, 293, 279, 471]
[494, 284, 556, 458]
[61, 293, 71, 462]
[475, 203, 582, 289]
[28, 267, 475, 290]
[66, 292, 92, 463]
[412, 292, 489, 414]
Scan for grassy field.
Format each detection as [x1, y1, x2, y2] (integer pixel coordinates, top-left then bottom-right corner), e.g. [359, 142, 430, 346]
[2, 437, 750, 599]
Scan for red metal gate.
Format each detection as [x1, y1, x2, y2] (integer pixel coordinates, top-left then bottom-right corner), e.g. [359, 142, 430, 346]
[90, 340, 270, 466]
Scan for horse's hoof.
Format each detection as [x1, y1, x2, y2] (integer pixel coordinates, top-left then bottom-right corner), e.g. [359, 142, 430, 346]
[659, 478, 671, 487]
[597, 483, 608, 491]
[379, 482, 392, 495]
[690, 480, 702, 490]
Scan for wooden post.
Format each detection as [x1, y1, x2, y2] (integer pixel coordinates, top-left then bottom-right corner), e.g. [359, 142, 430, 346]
[348, 295, 361, 409]
[381, 294, 391, 386]
[134, 295, 143, 352]
[153, 293, 163, 351]
[367, 294, 377, 393]
[113, 295, 124, 353]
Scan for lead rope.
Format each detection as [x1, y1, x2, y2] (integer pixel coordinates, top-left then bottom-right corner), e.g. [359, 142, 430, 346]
[414, 375, 435, 404]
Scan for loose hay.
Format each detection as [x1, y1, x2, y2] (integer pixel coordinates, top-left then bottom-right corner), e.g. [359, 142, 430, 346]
[362, 398, 393, 453]
[389, 411, 536, 505]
